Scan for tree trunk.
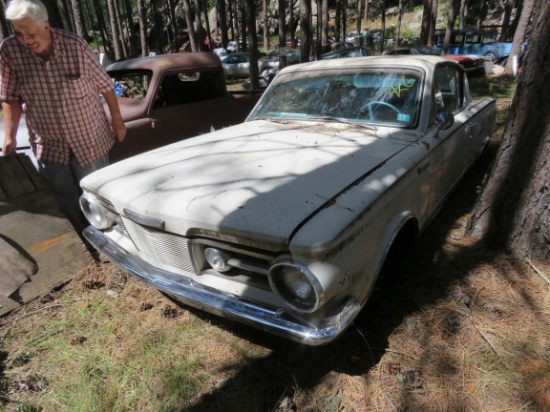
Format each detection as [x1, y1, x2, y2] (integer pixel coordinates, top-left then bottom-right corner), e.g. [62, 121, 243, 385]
[380, 0, 386, 53]
[363, 0, 368, 24]
[137, 0, 149, 56]
[505, 0, 532, 75]
[106, 0, 122, 60]
[299, 0, 311, 62]
[459, 0, 467, 30]
[420, 0, 433, 45]
[263, 0, 269, 51]
[194, 0, 206, 51]
[182, 0, 198, 52]
[70, 0, 86, 39]
[245, 0, 259, 88]
[397, 0, 403, 46]
[442, 0, 460, 54]
[428, 0, 438, 46]
[321, 0, 328, 46]
[499, 0, 514, 41]
[202, 0, 213, 51]
[218, 0, 229, 48]
[123, 0, 137, 56]
[466, 0, 550, 259]
[92, 0, 112, 57]
[357, 0, 362, 35]
[278, 0, 287, 69]
[113, 1, 128, 58]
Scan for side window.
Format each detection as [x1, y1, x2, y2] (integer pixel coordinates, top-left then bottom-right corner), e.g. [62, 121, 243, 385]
[433, 65, 464, 114]
[153, 70, 227, 109]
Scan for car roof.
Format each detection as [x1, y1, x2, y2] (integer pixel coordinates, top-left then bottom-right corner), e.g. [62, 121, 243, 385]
[280, 55, 455, 74]
[105, 52, 222, 73]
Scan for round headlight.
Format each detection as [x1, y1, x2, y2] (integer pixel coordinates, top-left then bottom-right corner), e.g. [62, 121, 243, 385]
[79, 193, 114, 229]
[204, 248, 232, 272]
[268, 258, 323, 312]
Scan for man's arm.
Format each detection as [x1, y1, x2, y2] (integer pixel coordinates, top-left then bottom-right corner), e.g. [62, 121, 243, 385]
[102, 89, 126, 142]
[2, 99, 23, 155]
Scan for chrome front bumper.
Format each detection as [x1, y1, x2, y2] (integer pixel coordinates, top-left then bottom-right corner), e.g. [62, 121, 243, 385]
[83, 226, 361, 345]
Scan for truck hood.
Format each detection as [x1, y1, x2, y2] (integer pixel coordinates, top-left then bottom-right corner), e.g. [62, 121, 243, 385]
[82, 120, 415, 249]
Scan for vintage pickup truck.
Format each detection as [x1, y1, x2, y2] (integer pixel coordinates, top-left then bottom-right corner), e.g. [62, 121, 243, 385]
[80, 56, 496, 345]
[105, 52, 261, 162]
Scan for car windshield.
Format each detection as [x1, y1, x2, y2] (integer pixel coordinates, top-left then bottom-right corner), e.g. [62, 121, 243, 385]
[249, 68, 422, 128]
[108, 69, 152, 100]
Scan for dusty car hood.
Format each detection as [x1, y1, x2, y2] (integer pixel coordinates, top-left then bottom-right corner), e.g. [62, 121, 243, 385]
[82, 120, 415, 248]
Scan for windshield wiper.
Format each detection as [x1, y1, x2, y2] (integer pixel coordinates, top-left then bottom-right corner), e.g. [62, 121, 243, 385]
[305, 116, 378, 131]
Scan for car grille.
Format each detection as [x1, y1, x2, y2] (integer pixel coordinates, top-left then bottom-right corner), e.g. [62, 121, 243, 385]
[120, 216, 196, 274]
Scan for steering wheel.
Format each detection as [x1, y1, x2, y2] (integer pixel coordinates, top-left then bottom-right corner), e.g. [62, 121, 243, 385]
[358, 101, 400, 120]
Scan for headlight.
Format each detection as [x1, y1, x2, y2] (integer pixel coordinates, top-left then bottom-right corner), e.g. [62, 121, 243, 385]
[204, 248, 232, 272]
[79, 193, 115, 229]
[268, 258, 323, 312]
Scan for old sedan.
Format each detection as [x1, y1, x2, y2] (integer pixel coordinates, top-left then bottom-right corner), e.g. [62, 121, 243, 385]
[80, 56, 496, 345]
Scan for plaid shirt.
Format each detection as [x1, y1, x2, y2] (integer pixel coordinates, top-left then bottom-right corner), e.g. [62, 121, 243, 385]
[0, 29, 115, 167]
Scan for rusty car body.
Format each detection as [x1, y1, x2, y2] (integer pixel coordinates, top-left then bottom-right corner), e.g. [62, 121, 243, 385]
[80, 56, 496, 345]
[104, 52, 261, 162]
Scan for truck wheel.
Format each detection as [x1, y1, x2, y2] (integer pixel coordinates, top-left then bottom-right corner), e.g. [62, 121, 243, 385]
[483, 51, 498, 62]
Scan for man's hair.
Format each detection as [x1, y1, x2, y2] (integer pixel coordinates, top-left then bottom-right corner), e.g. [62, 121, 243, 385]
[5, 0, 49, 25]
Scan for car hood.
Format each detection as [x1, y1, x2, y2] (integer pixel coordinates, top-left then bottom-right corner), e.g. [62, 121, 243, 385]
[82, 120, 415, 249]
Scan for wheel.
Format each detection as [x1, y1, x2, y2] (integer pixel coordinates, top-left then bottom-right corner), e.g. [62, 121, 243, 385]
[358, 101, 400, 120]
[483, 51, 498, 62]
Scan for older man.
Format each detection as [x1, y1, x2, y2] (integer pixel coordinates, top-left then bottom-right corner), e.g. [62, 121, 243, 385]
[0, 0, 126, 241]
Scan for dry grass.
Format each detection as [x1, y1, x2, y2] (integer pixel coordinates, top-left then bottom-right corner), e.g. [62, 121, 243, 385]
[2, 76, 549, 412]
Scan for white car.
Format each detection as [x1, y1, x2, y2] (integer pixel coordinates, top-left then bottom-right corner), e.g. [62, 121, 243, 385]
[80, 56, 496, 345]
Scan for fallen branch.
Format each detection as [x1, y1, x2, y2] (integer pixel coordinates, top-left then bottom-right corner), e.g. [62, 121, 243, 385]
[469, 316, 509, 369]
[527, 256, 550, 285]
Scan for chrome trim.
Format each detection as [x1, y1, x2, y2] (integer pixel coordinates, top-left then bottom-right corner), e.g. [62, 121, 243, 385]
[83, 226, 361, 345]
[124, 208, 165, 230]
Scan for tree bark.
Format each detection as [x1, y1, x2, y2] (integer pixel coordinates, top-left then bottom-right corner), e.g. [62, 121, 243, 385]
[182, 0, 198, 52]
[420, 0, 433, 46]
[70, 0, 86, 39]
[218, 0, 229, 48]
[244, 0, 259, 88]
[505, 0, 531, 75]
[278, 0, 287, 69]
[106, 0, 122, 60]
[263, 0, 269, 51]
[299, 0, 311, 62]
[467, 0, 550, 259]
[442, 0, 460, 54]
[499, 0, 515, 41]
[137, 0, 149, 56]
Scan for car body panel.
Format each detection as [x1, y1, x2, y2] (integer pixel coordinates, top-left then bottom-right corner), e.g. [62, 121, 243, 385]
[81, 56, 496, 345]
[105, 53, 261, 163]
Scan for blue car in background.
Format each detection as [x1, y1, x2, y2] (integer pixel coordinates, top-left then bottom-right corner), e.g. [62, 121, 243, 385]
[434, 29, 512, 64]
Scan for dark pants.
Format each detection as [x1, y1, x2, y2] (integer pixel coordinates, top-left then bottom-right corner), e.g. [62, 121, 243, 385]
[38, 154, 108, 236]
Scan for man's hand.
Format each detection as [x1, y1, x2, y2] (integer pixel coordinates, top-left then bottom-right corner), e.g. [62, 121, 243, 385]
[112, 118, 127, 142]
[2, 135, 17, 155]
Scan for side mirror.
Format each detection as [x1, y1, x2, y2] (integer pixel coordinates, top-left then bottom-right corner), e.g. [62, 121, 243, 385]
[436, 110, 454, 130]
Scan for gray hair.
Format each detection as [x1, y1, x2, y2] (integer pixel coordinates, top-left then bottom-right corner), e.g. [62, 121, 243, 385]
[5, 0, 49, 25]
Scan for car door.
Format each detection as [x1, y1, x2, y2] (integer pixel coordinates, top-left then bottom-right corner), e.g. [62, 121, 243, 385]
[424, 64, 475, 215]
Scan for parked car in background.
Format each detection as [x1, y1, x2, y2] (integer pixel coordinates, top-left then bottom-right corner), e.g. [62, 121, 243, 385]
[434, 29, 512, 64]
[104, 52, 261, 162]
[318, 45, 372, 60]
[385, 47, 486, 75]
[81, 56, 496, 345]
[220, 53, 255, 79]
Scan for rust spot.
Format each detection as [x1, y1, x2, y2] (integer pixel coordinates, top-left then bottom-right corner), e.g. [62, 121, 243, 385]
[26, 232, 73, 256]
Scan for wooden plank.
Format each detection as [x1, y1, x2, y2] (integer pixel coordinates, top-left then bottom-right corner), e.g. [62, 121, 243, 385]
[0, 155, 36, 198]
[16, 153, 48, 190]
